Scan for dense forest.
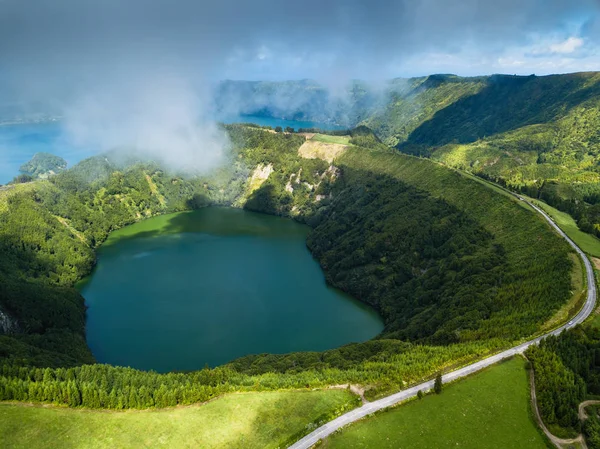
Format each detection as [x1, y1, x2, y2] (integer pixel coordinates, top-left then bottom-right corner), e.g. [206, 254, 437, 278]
[526, 323, 600, 447]
[307, 169, 504, 343]
[0, 125, 575, 409]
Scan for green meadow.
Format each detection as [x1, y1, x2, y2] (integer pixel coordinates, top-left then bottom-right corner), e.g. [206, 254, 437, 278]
[321, 357, 549, 449]
[0, 389, 356, 449]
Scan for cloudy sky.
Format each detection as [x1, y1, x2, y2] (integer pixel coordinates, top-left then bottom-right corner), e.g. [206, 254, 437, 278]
[0, 0, 597, 173]
[1, 0, 598, 90]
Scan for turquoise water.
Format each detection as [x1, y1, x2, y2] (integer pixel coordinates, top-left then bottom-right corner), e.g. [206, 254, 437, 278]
[0, 122, 96, 184]
[0, 115, 342, 184]
[222, 115, 346, 131]
[79, 207, 383, 372]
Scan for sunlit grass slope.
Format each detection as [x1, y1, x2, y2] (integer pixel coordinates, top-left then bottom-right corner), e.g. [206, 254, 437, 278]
[310, 134, 351, 144]
[526, 196, 600, 258]
[0, 390, 356, 449]
[321, 357, 548, 449]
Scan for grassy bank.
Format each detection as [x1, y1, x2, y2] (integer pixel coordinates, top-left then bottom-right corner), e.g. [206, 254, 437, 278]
[525, 197, 600, 258]
[321, 357, 548, 449]
[0, 389, 356, 449]
[310, 134, 351, 144]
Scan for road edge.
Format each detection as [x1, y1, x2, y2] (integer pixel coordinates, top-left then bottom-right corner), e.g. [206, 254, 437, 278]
[288, 194, 598, 449]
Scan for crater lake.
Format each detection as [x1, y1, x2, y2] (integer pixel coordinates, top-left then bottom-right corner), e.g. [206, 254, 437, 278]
[79, 207, 383, 372]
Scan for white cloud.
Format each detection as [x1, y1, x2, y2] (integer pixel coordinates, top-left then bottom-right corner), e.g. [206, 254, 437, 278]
[496, 57, 526, 67]
[61, 73, 228, 174]
[256, 45, 271, 61]
[388, 34, 600, 78]
[549, 36, 584, 54]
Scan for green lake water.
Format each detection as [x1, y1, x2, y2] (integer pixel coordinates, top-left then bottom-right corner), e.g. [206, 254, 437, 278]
[79, 207, 383, 372]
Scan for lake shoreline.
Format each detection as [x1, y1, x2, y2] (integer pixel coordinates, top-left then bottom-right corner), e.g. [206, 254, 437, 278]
[79, 206, 384, 372]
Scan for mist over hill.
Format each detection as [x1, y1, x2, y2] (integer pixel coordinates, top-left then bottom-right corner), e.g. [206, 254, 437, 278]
[213, 79, 380, 127]
[1, 0, 600, 446]
[214, 72, 600, 238]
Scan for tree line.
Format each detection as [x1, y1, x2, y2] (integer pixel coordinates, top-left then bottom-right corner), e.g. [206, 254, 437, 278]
[526, 325, 600, 446]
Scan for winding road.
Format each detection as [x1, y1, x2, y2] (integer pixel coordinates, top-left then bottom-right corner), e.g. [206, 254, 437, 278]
[289, 194, 597, 449]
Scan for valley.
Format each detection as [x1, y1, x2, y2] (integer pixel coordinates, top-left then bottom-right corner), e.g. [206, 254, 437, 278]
[1, 76, 599, 448]
[4, 1, 600, 447]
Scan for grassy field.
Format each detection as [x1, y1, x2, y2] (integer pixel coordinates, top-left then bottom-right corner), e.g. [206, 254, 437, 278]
[525, 197, 600, 259]
[0, 390, 356, 449]
[311, 134, 351, 144]
[321, 357, 549, 449]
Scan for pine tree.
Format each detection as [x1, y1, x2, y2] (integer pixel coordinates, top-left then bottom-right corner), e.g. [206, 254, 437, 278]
[67, 380, 81, 407]
[43, 368, 54, 383]
[109, 389, 117, 409]
[434, 372, 443, 394]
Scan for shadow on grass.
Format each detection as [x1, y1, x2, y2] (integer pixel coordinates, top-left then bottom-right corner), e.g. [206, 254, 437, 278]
[400, 73, 600, 150]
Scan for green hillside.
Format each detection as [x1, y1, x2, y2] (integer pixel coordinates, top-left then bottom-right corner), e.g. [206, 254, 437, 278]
[333, 148, 573, 340]
[0, 126, 576, 422]
[0, 389, 356, 449]
[217, 73, 600, 243]
[400, 73, 600, 148]
[363, 72, 600, 241]
[362, 74, 487, 147]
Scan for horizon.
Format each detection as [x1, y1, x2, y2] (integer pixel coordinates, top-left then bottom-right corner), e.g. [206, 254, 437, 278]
[1, 1, 598, 93]
[1, 0, 598, 179]
[221, 70, 600, 82]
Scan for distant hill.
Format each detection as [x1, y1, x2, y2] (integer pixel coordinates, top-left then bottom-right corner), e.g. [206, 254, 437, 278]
[214, 79, 381, 127]
[370, 72, 600, 238]
[19, 152, 67, 179]
[217, 73, 600, 238]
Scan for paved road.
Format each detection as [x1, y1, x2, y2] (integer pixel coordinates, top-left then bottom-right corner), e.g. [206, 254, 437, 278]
[289, 195, 597, 449]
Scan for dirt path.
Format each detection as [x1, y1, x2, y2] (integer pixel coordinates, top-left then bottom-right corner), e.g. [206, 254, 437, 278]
[580, 400, 600, 420]
[54, 216, 88, 245]
[529, 366, 587, 448]
[328, 385, 368, 405]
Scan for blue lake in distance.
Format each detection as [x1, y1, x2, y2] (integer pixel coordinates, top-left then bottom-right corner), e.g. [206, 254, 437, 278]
[0, 115, 346, 184]
[0, 122, 96, 184]
[221, 114, 347, 131]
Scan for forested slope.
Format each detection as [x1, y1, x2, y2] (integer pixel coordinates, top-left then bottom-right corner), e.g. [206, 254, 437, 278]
[315, 148, 573, 341]
[217, 73, 600, 241]
[526, 321, 600, 446]
[0, 126, 576, 408]
[364, 72, 600, 240]
[361, 74, 487, 147]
